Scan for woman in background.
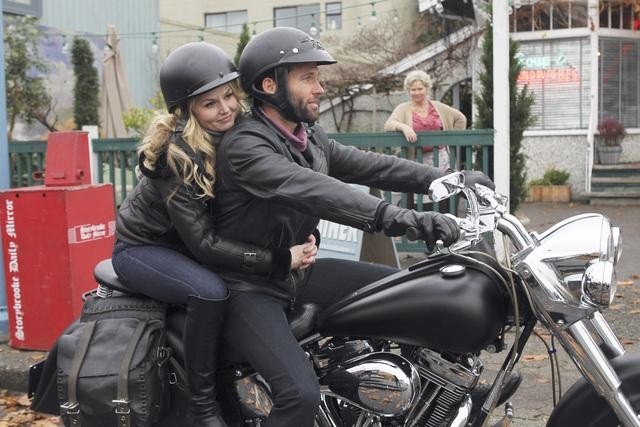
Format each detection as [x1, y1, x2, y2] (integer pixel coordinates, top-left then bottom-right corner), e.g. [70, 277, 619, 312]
[384, 70, 467, 169]
[384, 70, 466, 210]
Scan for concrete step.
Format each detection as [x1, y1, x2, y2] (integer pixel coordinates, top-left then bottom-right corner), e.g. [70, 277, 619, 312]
[592, 161, 640, 171]
[581, 191, 640, 206]
[592, 162, 640, 178]
[591, 177, 640, 192]
[591, 177, 640, 185]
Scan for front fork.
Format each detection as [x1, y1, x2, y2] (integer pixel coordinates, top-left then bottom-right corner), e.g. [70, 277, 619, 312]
[555, 313, 639, 426]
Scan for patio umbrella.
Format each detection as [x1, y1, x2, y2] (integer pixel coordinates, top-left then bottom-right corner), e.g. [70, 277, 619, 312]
[100, 25, 132, 138]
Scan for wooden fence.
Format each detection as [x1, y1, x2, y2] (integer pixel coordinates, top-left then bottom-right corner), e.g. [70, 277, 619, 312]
[8, 130, 493, 252]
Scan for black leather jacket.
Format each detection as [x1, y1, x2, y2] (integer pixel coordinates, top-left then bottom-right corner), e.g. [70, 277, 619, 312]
[115, 131, 291, 280]
[212, 109, 445, 300]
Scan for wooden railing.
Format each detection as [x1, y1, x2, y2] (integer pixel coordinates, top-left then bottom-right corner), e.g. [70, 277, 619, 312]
[8, 130, 493, 252]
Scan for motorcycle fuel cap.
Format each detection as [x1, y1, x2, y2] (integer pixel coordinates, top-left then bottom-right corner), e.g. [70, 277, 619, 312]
[440, 264, 466, 278]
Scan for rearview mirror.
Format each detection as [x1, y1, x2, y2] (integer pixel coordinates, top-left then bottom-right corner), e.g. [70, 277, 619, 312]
[428, 172, 464, 202]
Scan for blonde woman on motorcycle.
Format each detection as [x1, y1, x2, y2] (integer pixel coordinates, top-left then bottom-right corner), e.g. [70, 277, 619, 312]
[112, 42, 317, 427]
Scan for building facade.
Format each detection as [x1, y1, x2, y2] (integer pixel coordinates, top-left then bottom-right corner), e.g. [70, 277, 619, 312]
[158, 0, 417, 59]
[3, 0, 160, 139]
[510, 0, 640, 195]
[322, 0, 640, 197]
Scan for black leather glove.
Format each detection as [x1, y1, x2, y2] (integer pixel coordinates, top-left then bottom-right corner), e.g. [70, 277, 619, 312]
[380, 204, 460, 251]
[462, 170, 495, 191]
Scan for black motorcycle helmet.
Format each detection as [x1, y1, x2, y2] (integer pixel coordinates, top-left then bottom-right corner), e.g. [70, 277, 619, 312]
[160, 41, 239, 113]
[238, 27, 336, 122]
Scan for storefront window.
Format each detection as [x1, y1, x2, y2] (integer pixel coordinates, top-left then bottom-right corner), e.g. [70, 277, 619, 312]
[611, 2, 622, 28]
[534, 1, 552, 30]
[600, 0, 640, 29]
[600, 38, 640, 128]
[513, 0, 589, 31]
[570, 1, 588, 27]
[515, 4, 534, 31]
[553, 1, 571, 29]
[517, 38, 591, 129]
[622, 3, 633, 28]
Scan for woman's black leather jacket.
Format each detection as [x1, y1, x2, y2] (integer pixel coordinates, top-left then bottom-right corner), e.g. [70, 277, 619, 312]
[115, 131, 291, 280]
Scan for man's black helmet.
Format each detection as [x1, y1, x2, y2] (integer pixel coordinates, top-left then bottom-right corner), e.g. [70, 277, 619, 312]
[239, 27, 336, 97]
[160, 42, 239, 112]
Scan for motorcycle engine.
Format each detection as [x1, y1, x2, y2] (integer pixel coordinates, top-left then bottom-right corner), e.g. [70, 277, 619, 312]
[318, 340, 421, 417]
[407, 348, 483, 426]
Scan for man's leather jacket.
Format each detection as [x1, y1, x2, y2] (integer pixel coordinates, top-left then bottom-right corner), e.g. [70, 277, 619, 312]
[213, 110, 445, 301]
[115, 131, 291, 280]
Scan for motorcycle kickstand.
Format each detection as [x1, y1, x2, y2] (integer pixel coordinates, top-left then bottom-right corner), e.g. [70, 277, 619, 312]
[483, 401, 514, 427]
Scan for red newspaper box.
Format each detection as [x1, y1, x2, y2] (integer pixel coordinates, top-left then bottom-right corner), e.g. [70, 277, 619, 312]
[44, 131, 94, 187]
[0, 132, 115, 350]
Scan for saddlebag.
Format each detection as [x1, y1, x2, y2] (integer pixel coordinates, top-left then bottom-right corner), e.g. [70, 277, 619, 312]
[53, 294, 169, 427]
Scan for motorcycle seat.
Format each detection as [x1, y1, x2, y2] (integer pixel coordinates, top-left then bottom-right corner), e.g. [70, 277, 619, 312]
[93, 258, 139, 295]
[288, 303, 321, 340]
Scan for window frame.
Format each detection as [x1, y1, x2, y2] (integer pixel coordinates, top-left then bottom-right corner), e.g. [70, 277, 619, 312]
[273, 3, 321, 34]
[513, 0, 590, 32]
[599, 37, 640, 128]
[204, 9, 248, 34]
[325, 2, 342, 31]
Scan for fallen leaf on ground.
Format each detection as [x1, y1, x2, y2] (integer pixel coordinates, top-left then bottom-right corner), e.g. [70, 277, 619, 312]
[622, 338, 635, 345]
[609, 304, 625, 311]
[0, 391, 61, 426]
[536, 378, 550, 384]
[522, 354, 548, 362]
[16, 394, 30, 407]
[630, 310, 640, 315]
[629, 274, 640, 280]
[618, 279, 634, 287]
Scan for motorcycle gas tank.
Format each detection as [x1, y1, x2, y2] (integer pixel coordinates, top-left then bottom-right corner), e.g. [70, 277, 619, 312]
[319, 254, 508, 353]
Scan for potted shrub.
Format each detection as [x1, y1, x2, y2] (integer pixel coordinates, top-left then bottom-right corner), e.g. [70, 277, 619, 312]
[527, 167, 571, 202]
[596, 117, 626, 164]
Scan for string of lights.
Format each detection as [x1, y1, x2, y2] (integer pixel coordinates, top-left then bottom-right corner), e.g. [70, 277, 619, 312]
[40, 0, 427, 57]
[41, 0, 396, 40]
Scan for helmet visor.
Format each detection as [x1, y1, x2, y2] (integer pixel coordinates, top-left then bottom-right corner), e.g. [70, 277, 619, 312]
[278, 37, 336, 67]
[190, 70, 241, 98]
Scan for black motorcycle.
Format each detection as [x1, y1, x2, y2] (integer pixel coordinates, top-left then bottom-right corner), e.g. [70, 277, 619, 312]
[32, 172, 640, 426]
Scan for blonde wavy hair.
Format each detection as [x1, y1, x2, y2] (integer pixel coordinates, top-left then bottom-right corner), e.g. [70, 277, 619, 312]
[138, 81, 245, 199]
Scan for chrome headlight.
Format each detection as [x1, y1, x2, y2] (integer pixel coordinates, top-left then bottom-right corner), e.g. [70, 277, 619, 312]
[582, 261, 616, 307]
[533, 214, 621, 308]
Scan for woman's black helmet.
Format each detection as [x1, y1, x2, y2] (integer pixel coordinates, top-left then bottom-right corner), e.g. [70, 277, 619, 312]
[160, 42, 239, 113]
[238, 27, 336, 120]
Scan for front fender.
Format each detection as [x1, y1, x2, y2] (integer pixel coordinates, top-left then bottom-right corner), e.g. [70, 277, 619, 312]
[547, 351, 640, 427]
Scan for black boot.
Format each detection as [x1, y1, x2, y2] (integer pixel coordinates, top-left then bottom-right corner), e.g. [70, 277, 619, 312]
[184, 295, 229, 427]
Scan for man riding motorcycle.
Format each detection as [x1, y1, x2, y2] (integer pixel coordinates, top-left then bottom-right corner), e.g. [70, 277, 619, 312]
[210, 26, 501, 426]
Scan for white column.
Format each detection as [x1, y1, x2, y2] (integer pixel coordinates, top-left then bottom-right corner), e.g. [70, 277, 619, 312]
[586, 0, 600, 193]
[493, 0, 511, 210]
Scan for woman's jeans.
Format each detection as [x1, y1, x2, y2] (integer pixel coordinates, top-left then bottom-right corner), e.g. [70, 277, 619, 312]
[111, 240, 227, 304]
[223, 258, 398, 427]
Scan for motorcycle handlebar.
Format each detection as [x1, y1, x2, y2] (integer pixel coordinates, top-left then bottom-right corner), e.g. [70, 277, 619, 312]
[406, 225, 467, 244]
[405, 178, 523, 250]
